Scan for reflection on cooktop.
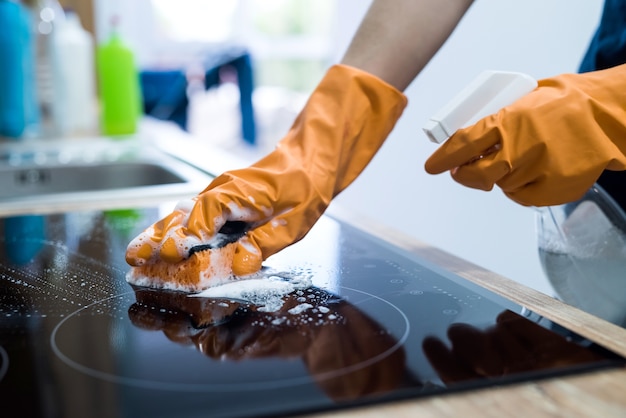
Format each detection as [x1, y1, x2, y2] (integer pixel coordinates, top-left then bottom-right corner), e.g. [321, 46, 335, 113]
[0, 207, 624, 418]
[52, 285, 410, 399]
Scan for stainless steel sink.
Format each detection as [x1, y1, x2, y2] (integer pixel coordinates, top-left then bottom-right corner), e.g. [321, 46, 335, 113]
[0, 162, 189, 198]
[0, 136, 214, 216]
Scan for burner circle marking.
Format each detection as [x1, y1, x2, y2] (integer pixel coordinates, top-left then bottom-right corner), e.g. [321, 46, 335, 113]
[51, 287, 410, 392]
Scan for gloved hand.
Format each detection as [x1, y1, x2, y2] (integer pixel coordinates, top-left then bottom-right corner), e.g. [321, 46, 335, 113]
[126, 64, 407, 275]
[424, 64, 626, 206]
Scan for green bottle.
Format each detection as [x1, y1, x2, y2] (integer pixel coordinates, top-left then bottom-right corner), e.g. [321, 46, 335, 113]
[96, 22, 141, 136]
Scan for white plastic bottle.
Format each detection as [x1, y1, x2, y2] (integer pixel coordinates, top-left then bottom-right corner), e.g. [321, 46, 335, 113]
[423, 71, 537, 144]
[51, 9, 97, 136]
[31, 0, 65, 137]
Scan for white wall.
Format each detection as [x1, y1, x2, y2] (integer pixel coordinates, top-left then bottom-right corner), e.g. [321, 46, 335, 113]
[331, 0, 604, 295]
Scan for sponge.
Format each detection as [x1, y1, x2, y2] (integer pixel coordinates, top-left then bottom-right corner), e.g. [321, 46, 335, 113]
[126, 242, 238, 293]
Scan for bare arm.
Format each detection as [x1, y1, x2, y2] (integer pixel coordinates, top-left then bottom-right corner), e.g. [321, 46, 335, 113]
[341, 0, 474, 91]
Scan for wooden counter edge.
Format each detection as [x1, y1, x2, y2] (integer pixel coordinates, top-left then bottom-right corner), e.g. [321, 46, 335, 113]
[308, 367, 626, 418]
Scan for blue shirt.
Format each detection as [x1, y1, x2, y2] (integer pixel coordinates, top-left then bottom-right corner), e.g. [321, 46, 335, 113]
[579, 0, 626, 72]
[579, 0, 626, 209]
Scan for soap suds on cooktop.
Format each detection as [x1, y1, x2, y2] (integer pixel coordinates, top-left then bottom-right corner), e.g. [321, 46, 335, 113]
[287, 303, 313, 315]
[189, 271, 313, 313]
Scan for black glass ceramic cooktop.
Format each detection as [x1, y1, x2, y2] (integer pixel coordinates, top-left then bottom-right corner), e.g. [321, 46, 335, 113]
[0, 203, 623, 418]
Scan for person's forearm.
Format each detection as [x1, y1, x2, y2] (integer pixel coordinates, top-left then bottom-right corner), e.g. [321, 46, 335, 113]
[341, 0, 474, 91]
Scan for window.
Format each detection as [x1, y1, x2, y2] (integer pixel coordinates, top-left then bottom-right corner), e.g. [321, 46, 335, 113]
[148, 0, 337, 92]
[150, 0, 238, 43]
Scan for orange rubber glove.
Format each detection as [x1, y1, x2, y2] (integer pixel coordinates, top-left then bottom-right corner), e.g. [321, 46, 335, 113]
[424, 64, 626, 206]
[126, 65, 407, 274]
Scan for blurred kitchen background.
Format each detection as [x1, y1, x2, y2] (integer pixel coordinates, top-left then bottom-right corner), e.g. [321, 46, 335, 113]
[0, 0, 604, 296]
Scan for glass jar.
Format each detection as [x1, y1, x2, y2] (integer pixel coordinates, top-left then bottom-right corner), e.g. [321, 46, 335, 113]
[536, 183, 626, 326]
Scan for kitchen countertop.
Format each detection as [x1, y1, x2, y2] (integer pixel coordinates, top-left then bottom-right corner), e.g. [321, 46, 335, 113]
[310, 207, 626, 418]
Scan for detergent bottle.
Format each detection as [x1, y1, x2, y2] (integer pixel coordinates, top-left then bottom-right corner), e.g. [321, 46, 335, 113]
[51, 9, 97, 136]
[0, 0, 35, 138]
[96, 16, 142, 136]
[31, 0, 66, 137]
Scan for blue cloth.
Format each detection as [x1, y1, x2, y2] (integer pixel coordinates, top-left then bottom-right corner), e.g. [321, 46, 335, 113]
[204, 53, 256, 145]
[140, 47, 257, 144]
[579, 0, 626, 210]
[141, 70, 189, 130]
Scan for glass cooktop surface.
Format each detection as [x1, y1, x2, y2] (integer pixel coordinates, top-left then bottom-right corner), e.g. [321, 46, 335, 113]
[0, 203, 623, 418]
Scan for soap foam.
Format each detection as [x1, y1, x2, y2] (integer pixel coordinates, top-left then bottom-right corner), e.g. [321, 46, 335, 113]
[189, 273, 312, 312]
